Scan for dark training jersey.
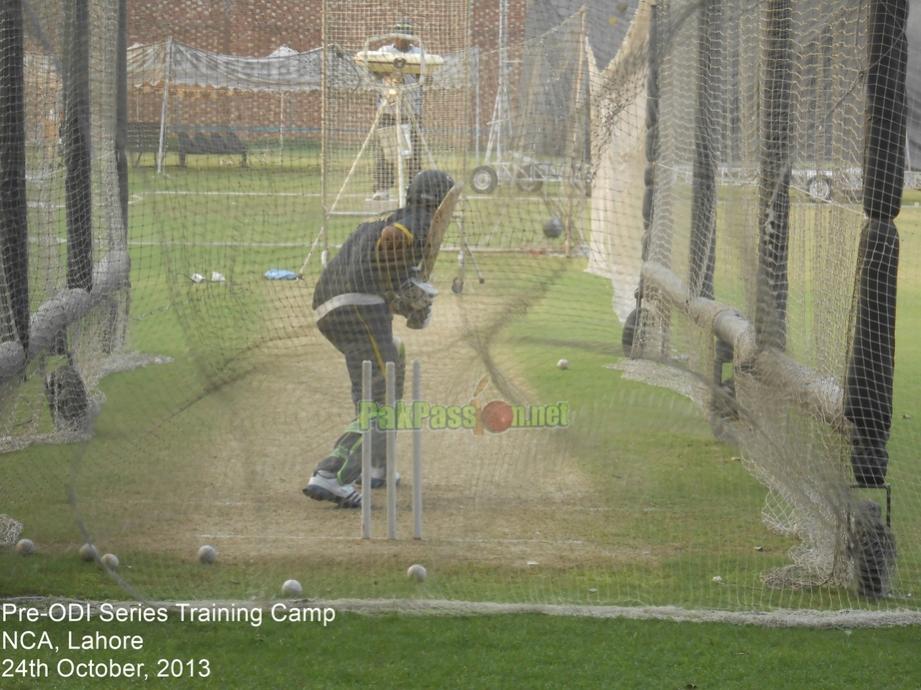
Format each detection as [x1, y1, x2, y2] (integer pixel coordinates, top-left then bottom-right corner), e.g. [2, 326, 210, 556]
[313, 205, 435, 310]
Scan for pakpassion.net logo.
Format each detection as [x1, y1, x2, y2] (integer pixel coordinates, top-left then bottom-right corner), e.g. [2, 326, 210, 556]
[358, 399, 570, 434]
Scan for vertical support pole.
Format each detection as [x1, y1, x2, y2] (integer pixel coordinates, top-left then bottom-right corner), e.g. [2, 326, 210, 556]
[844, 0, 908, 487]
[320, 5, 329, 266]
[361, 360, 373, 538]
[642, 0, 660, 264]
[688, 0, 729, 428]
[625, 0, 659, 359]
[104, 0, 130, 356]
[726, 4, 741, 164]
[396, 93, 405, 207]
[116, 0, 128, 234]
[821, 26, 833, 162]
[386, 361, 397, 539]
[156, 38, 172, 175]
[754, 0, 793, 351]
[279, 92, 285, 151]
[564, 6, 589, 258]
[497, 0, 508, 162]
[64, 0, 93, 291]
[688, 0, 722, 301]
[0, 0, 29, 351]
[474, 63, 480, 162]
[412, 359, 423, 540]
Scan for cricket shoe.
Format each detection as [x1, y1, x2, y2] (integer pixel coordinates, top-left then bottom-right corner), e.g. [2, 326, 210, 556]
[357, 467, 401, 489]
[303, 472, 361, 508]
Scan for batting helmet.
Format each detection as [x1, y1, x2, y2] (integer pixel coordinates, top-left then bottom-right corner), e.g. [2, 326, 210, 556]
[407, 170, 455, 207]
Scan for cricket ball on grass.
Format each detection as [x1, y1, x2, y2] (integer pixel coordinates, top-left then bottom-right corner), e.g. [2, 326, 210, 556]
[198, 544, 217, 565]
[407, 564, 427, 583]
[282, 579, 303, 597]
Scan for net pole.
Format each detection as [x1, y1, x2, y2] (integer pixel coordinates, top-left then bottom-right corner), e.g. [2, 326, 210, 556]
[0, 0, 29, 351]
[688, 0, 729, 424]
[563, 6, 589, 258]
[459, 4, 475, 289]
[497, 0, 508, 162]
[397, 91, 405, 207]
[629, 0, 660, 359]
[474, 58, 480, 162]
[844, 0, 908, 487]
[687, 0, 721, 301]
[104, 0, 130, 355]
[156, 39, 172, 176]
[63, 0, 93, 292]
[319, 5, 329, 266]
[116, 0, 128, 234]
[754, 0, 793, 351]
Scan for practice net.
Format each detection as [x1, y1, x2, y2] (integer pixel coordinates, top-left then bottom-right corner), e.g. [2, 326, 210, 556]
[2, 0, 920, 623]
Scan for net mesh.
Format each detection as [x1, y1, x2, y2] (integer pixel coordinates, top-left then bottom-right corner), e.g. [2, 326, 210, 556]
[626, 0, 912, 600]
[0, 0, 130, 454]
[1, 0, 919, 620]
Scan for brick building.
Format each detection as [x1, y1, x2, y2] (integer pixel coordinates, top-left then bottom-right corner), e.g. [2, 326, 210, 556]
[128, 1, 524, 58]
[127, 0, 527, 147]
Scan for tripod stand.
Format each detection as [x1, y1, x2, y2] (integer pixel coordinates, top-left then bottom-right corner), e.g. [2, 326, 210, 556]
[302, 34, 486, 292]
[303, 35, 436, 272]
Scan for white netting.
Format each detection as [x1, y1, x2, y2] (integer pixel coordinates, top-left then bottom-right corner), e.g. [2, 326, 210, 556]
[619, 0, 914, 600]
[0, 1, 130, 453]
[2, 0, 919, 623]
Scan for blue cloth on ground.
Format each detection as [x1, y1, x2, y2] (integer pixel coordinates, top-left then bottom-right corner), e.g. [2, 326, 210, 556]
[264, 269, 300, 280]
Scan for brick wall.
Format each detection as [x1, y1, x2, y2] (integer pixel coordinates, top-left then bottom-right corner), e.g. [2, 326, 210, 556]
[128, 1, 526, 147]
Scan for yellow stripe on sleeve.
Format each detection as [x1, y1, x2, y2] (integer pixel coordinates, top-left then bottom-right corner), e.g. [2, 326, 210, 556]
[392, 223, 414, 240]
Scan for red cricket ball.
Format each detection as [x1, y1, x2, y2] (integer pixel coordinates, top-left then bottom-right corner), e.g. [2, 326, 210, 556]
[480, 400, 514, 433]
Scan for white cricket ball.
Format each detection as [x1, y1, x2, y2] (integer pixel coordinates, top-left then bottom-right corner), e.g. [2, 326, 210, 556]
[101, 553, 119, 570]
[197, 544, 217, 565]
[557, 358, 570, 370]
[15, 539, 34, 556]
[79, 543, 97, 562]
[282, 579, 303, 597]
[407, 564, 427, 583]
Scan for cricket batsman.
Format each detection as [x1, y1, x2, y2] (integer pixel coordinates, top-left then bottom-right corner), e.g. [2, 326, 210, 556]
[304, 170, 458, 507]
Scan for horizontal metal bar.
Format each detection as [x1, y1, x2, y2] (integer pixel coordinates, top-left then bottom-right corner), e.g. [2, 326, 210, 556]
[641, 261, 845, 429]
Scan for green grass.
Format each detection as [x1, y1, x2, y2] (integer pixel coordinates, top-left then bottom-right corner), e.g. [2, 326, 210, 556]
[1, 614, 919, 689]
[485, 262, 902, 612]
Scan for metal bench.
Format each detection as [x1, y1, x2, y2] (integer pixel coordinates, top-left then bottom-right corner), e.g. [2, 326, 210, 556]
[126, 124, 248, 168]
[177, 130, 248, 167]
[125, 122, 163, 166]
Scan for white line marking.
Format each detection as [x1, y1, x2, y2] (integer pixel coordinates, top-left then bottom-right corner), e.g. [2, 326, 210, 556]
[7, 596, 920, 628]
[148, 190, 322, 198]
[197, 533, 589, 546]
